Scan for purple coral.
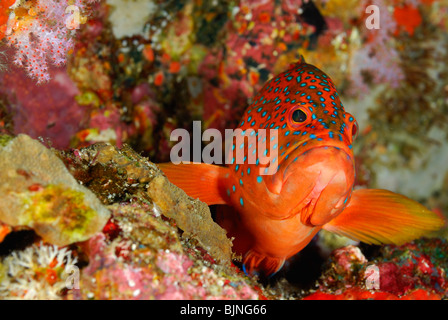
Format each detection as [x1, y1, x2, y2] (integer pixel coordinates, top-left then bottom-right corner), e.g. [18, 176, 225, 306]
[348, 0, 405, 94]
[5, 0, 98, 83]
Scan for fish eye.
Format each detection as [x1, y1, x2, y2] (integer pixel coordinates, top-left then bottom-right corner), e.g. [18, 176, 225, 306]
[346, 113, 359, 141]
[287, 106, 310, 129]
[292, 109, 307, 123]
[351, 120, 359, 140]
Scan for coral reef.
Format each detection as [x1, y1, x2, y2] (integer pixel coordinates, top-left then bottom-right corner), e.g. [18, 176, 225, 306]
[0, 134, 446, 300]
[69, 220, 258, 300]
[0, 242, 78, 299]
[0, 135, 263, 299]
[303, 238, 448, 300]
[0, 61, 88, 149]
[58, 140, 233, 265]
[1, 0, 445, 200]
[0, 0, 447, 301]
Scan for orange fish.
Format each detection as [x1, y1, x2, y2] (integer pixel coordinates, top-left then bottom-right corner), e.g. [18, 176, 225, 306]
[159, 57, 445, 276]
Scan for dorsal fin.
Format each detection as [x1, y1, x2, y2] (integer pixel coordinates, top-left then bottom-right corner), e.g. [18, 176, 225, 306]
[289, 54, 307, 69]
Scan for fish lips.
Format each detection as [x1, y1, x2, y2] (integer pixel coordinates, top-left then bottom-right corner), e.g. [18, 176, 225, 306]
[279, 143, 355, 226]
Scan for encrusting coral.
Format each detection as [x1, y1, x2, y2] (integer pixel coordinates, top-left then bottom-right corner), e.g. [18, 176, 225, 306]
[303, 238, 448, 300]
[0, 134, 110, 246]
[58, 141, 233, 265]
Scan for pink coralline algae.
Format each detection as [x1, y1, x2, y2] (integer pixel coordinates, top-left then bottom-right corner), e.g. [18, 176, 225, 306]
[5, 0, 98, 83]
[74, 232, 259, 300]
[0, 65, 88, 149]
[376, 240, 448, 296]
[154, 250, 257, 300]
[304, 238, 448, 300]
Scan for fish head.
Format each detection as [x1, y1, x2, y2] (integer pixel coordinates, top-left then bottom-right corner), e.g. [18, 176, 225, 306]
[234, 60, 358, 226]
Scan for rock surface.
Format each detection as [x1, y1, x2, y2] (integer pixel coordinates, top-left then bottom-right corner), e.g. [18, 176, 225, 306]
[0, 134, 110, 246]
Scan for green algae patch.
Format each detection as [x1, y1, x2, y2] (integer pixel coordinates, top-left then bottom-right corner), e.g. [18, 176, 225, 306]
[0, 262, 6, 285]
[19, 184, 98, 242]
[0, 134, 13, 147]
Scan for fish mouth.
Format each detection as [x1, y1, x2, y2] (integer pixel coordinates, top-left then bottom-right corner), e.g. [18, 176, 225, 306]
[280, 133, 354, 166]
[279, 130, 354, 176]
[278, 141, 355, 225]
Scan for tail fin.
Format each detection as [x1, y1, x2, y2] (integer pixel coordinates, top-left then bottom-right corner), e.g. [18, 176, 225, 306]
[323, 189, 446, 245]
[157, 162, 230, 205]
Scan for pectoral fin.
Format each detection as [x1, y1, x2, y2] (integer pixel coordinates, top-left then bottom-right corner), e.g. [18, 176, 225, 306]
[243, 249, 285, 277]
[157, 162, 229, 205]
[323, 189, 446, 245]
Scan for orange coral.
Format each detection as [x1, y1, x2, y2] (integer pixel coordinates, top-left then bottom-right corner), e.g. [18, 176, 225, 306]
[258, 11, 271, 24]
[0, 221, 12, 243]
[143, 45, 154, 62]
[154, 71, 164, 86]
[0, 0, 15, 40]
[248, 68, 260, 86]
[394, 5, 422, 36]
[169, 61, 181, 74]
